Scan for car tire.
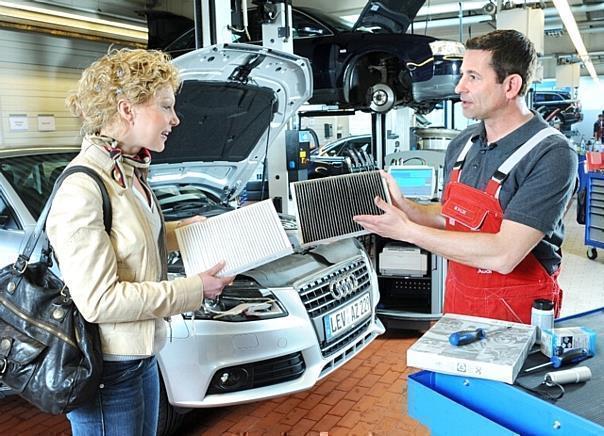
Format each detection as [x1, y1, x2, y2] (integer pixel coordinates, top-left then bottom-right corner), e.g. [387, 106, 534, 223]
[157, 375, 187, 436]
[343, 54, 405, 112]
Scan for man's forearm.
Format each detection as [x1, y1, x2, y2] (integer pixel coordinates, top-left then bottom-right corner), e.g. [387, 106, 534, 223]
[400, 199, 446, 229]
[405, 220, 543, 274]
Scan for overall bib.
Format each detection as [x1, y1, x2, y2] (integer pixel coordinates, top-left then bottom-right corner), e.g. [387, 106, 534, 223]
[441, 127, 563, 323]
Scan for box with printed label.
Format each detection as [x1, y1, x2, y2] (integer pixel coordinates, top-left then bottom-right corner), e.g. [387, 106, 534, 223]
[407, 313, 536, 384]
[540, 326, 597, 357]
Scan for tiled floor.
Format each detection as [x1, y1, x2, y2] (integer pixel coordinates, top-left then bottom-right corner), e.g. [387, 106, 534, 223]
[0, 199, 601, 435]
[557, 202, 604, 317]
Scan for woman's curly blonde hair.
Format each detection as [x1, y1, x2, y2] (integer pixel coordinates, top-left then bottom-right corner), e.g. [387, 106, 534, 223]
[66, 48, 181, 135]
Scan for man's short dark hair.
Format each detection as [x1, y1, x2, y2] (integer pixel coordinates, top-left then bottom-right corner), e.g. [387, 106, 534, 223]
[465, 30, 537, 96]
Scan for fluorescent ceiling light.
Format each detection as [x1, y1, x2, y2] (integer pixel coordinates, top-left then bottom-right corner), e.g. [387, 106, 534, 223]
[0, 1, 147, 44]
[552, 0, 600, 85]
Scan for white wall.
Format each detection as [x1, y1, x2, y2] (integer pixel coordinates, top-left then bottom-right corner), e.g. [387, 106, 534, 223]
[0, 29, 112, 148]
[575, 76, 604, 141]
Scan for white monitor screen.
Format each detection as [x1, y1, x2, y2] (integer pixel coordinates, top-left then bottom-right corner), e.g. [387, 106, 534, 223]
[388, 165, 435, 200]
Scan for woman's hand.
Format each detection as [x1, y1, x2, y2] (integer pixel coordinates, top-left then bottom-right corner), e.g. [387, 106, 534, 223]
[167, 215, 207, 252]
[198, 261, 234, 300]
[176, 215, 206, 228]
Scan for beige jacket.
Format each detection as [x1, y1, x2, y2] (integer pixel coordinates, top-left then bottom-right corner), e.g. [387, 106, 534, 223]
[47, 137, 203, 357]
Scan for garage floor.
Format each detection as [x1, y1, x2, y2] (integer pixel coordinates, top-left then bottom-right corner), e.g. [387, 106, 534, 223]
[0, 330, 426, 436]
[0, 202, 602, 435]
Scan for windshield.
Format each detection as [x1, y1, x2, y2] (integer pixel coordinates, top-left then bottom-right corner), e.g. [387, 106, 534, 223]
[296, 7, 353, 32]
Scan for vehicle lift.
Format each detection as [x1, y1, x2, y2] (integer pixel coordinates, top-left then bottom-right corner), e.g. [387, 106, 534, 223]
[191, 0, 444, 330]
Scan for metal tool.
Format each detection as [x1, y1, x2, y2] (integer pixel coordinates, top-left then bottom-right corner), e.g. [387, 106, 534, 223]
[523, 348, 592, 373]
[448, 326, 510, 346]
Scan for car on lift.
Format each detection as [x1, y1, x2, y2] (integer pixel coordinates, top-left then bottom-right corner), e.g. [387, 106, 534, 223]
[0, 44, 384, 435]
[146, 0, 464, 113]
[532, 89, 583, 131]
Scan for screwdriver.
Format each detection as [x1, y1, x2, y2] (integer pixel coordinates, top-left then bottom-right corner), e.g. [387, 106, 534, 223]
[524, 348, 592, 373]
[448, 326, 510, 346]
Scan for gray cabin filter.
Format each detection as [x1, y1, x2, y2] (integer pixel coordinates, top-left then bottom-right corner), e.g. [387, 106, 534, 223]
[291, 171, 390, 246]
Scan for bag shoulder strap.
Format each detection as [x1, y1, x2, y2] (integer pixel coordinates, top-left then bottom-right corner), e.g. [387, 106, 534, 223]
[58, 166, 112, 233]
[16, 165, 112, 266]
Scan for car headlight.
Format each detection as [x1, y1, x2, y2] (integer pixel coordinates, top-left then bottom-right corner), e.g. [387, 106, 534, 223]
[182, 281, 288, 322]
[429, 40, 464, 57]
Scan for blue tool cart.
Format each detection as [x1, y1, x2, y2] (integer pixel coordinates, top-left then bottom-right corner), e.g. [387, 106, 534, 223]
[585, 172, 604, 260]
[408, 308, 604, 435]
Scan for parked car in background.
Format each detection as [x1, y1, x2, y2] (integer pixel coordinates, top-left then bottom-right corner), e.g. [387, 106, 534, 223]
[532, 89, 583, 131]
[0, 44, 384, 436]
[146, 0, 464, 113]
[309, 134, 375, 178]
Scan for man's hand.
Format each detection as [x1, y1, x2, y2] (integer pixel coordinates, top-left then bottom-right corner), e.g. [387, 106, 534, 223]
[353, 196, 416, 243]
[198, 261, 234, 300]
[379, 169, 405, 209]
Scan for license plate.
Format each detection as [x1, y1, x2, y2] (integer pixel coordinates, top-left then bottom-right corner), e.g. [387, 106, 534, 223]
[323, 293, 371, 341]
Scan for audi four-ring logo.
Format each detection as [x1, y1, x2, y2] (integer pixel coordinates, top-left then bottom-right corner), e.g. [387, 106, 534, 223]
[329, 274, 359, 300]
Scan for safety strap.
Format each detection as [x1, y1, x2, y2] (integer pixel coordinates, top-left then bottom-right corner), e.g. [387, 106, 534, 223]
[450, 126, 563, 198]
[486, 126, 562, 197]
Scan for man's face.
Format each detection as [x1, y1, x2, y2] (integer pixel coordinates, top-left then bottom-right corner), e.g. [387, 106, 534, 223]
[455, 49, 509, 121]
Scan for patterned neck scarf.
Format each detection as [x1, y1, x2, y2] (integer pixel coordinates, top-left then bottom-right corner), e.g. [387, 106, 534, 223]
[88, 135, 151, 188]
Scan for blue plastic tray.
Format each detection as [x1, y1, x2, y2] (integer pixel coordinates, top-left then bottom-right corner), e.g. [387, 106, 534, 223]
[408, 308, 604, 435]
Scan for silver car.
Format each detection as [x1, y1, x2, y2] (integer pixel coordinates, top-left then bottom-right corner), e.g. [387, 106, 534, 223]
[0, 44, 384, 435]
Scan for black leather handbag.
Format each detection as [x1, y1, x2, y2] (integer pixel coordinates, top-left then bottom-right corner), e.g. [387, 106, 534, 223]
[0, 166, 111, 415]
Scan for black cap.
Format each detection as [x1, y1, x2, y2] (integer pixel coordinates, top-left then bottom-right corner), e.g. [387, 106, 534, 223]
[532, 299, 554, 310]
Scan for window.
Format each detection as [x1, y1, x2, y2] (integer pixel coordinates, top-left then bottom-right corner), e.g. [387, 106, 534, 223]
[292, 12, 330, 38]
[0, 194, 19, 230]
[551, 94, 563, 102]
[0, 152, 76, 220]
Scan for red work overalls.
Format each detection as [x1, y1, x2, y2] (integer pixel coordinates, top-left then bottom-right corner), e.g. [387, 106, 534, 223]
[441, 127, 563, 323]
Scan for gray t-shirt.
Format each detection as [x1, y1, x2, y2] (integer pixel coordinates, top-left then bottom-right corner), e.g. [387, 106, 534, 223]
[442, 112, 578, 274]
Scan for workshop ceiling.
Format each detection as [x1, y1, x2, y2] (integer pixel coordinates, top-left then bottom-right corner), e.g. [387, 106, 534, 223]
[292, 0, 604, 77]
[5, 0, 604, 77]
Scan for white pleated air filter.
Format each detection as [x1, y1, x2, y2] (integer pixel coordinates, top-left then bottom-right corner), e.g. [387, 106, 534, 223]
[175, 200, 293, 277]
[291, 170, 390, 246]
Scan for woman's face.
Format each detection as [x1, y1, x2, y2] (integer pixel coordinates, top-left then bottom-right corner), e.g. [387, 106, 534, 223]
[124, 85, 180, 154]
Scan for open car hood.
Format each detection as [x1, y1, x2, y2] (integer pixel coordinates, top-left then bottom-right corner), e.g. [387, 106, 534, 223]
[352, 0, 424, 34]
[149, 43, 312, 201]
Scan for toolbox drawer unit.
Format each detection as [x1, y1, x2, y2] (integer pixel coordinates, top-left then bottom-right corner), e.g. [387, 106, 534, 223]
[585, 172, 604, 260]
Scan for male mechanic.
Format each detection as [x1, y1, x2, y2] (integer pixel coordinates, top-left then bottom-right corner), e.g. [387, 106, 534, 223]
[354, 30, 577, 323]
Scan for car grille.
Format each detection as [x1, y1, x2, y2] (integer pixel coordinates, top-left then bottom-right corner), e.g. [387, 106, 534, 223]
[298, 256, 373, 357]
[206, 352, 305, 394]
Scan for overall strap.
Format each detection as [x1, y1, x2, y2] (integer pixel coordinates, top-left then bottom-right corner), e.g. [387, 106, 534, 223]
[449, 136, 475, 182]
[15, 166, 112, 271]
[485, 126, 562, 197]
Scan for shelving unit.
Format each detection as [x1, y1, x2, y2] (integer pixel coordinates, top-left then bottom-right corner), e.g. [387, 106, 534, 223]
[373, 236, 445, 331]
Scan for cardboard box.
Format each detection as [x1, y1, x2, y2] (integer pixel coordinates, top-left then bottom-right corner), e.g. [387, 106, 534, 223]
[540, 326, 597, 357]
[407, 314, 536, 384]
